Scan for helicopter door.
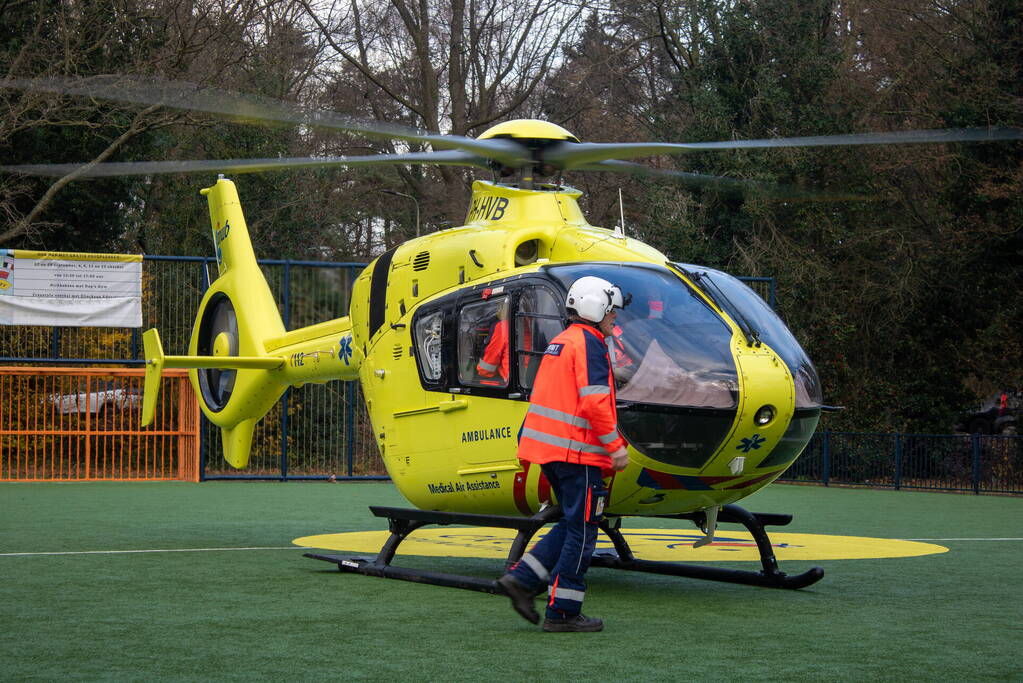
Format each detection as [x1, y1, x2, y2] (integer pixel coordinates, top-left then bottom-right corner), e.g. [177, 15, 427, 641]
[452, 292, 525, 473]
[457, 296, 511, 389]
[514, 285, 565, 390]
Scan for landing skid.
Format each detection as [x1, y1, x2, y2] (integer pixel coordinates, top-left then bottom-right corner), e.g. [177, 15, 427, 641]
[305, 503, 824, 594]
[592, 506, 824, 590]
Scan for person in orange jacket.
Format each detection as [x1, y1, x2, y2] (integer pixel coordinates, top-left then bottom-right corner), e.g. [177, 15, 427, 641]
[609, 291, 662, 381]
[476, 317, 509, 384]
[497, 276, 629, 632]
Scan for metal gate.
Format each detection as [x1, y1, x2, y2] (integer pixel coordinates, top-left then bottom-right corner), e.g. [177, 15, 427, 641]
[0, 367, 199, 481]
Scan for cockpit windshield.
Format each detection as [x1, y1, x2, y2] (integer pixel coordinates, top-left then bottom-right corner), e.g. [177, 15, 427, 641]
[674, 263, 823, 408]
[546, 263, 738, 409]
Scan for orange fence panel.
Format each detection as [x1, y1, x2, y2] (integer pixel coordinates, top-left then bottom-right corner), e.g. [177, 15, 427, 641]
[0, 367, 200, 482]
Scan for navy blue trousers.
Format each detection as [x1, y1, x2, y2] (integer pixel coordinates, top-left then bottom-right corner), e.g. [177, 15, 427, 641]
[509, 461, 607, 618]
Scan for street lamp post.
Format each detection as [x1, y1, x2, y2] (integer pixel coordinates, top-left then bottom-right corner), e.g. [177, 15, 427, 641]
[382, 189, 421, 237]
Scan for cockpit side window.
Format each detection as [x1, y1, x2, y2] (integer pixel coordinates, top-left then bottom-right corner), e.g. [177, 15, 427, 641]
[515, 286, 565, 390]
[412, 280, 561, 396]
[458, 296, 511, 388]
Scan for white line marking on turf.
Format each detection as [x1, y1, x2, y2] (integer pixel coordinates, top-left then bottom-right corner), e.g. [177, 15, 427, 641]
[0, 546, 313, 557]
[898, 538, 1023, 541]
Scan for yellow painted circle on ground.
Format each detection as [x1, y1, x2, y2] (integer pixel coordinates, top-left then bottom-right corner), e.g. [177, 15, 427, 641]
[294, 528, 947, 562]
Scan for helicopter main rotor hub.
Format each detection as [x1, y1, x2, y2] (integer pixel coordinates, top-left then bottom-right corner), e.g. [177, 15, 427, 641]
[477, 119, 581, 188]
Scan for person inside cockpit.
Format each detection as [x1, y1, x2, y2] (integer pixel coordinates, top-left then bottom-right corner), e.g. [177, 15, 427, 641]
[609, 289, 663, 383]
[476, 307, 510, 385]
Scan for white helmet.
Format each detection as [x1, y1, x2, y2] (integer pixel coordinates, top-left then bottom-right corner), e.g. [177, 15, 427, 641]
[566, 276, 624, 323]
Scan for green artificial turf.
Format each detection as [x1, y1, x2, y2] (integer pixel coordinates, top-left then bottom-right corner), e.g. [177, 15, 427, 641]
[2, 482, 1021, 681]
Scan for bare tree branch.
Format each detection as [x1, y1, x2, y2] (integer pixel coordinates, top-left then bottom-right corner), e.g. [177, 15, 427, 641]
[0, 104, 168, 245]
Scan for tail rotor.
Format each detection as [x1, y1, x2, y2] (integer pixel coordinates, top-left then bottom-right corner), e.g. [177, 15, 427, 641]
[195, 292, 240, 411]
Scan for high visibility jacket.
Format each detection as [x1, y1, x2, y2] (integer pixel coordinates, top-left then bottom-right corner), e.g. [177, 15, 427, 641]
[518, 322, 627, 470]
[476, 319, 509, 382]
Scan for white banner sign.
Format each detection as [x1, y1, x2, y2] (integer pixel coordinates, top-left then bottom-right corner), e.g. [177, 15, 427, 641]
[0, 250, 143, 328]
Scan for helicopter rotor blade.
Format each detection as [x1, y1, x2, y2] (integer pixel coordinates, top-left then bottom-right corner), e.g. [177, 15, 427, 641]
[7, 76, 1019, 190]
[1, 76, 529, 167]
[576, 160, 873, 201]
[0, 150, 490, 178]
[545, 127, 1023, 168]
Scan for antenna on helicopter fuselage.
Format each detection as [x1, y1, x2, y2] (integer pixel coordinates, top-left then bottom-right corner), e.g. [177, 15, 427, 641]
[614, 188, 626, 238]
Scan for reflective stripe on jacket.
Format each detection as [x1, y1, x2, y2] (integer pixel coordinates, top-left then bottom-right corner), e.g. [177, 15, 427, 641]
[518, 322, 627, 470]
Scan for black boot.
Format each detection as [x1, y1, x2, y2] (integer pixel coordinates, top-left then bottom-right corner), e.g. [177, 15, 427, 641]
[542, 613, 604, 632]
[497, 574, 540, 624]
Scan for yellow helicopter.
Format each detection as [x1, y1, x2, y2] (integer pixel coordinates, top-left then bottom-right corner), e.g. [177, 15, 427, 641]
[5, 77, 1021, 592]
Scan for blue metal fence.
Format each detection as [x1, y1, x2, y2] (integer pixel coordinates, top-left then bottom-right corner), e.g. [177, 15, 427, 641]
[5, 259, 1018, 495]
[780, 431, 1022, 495]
